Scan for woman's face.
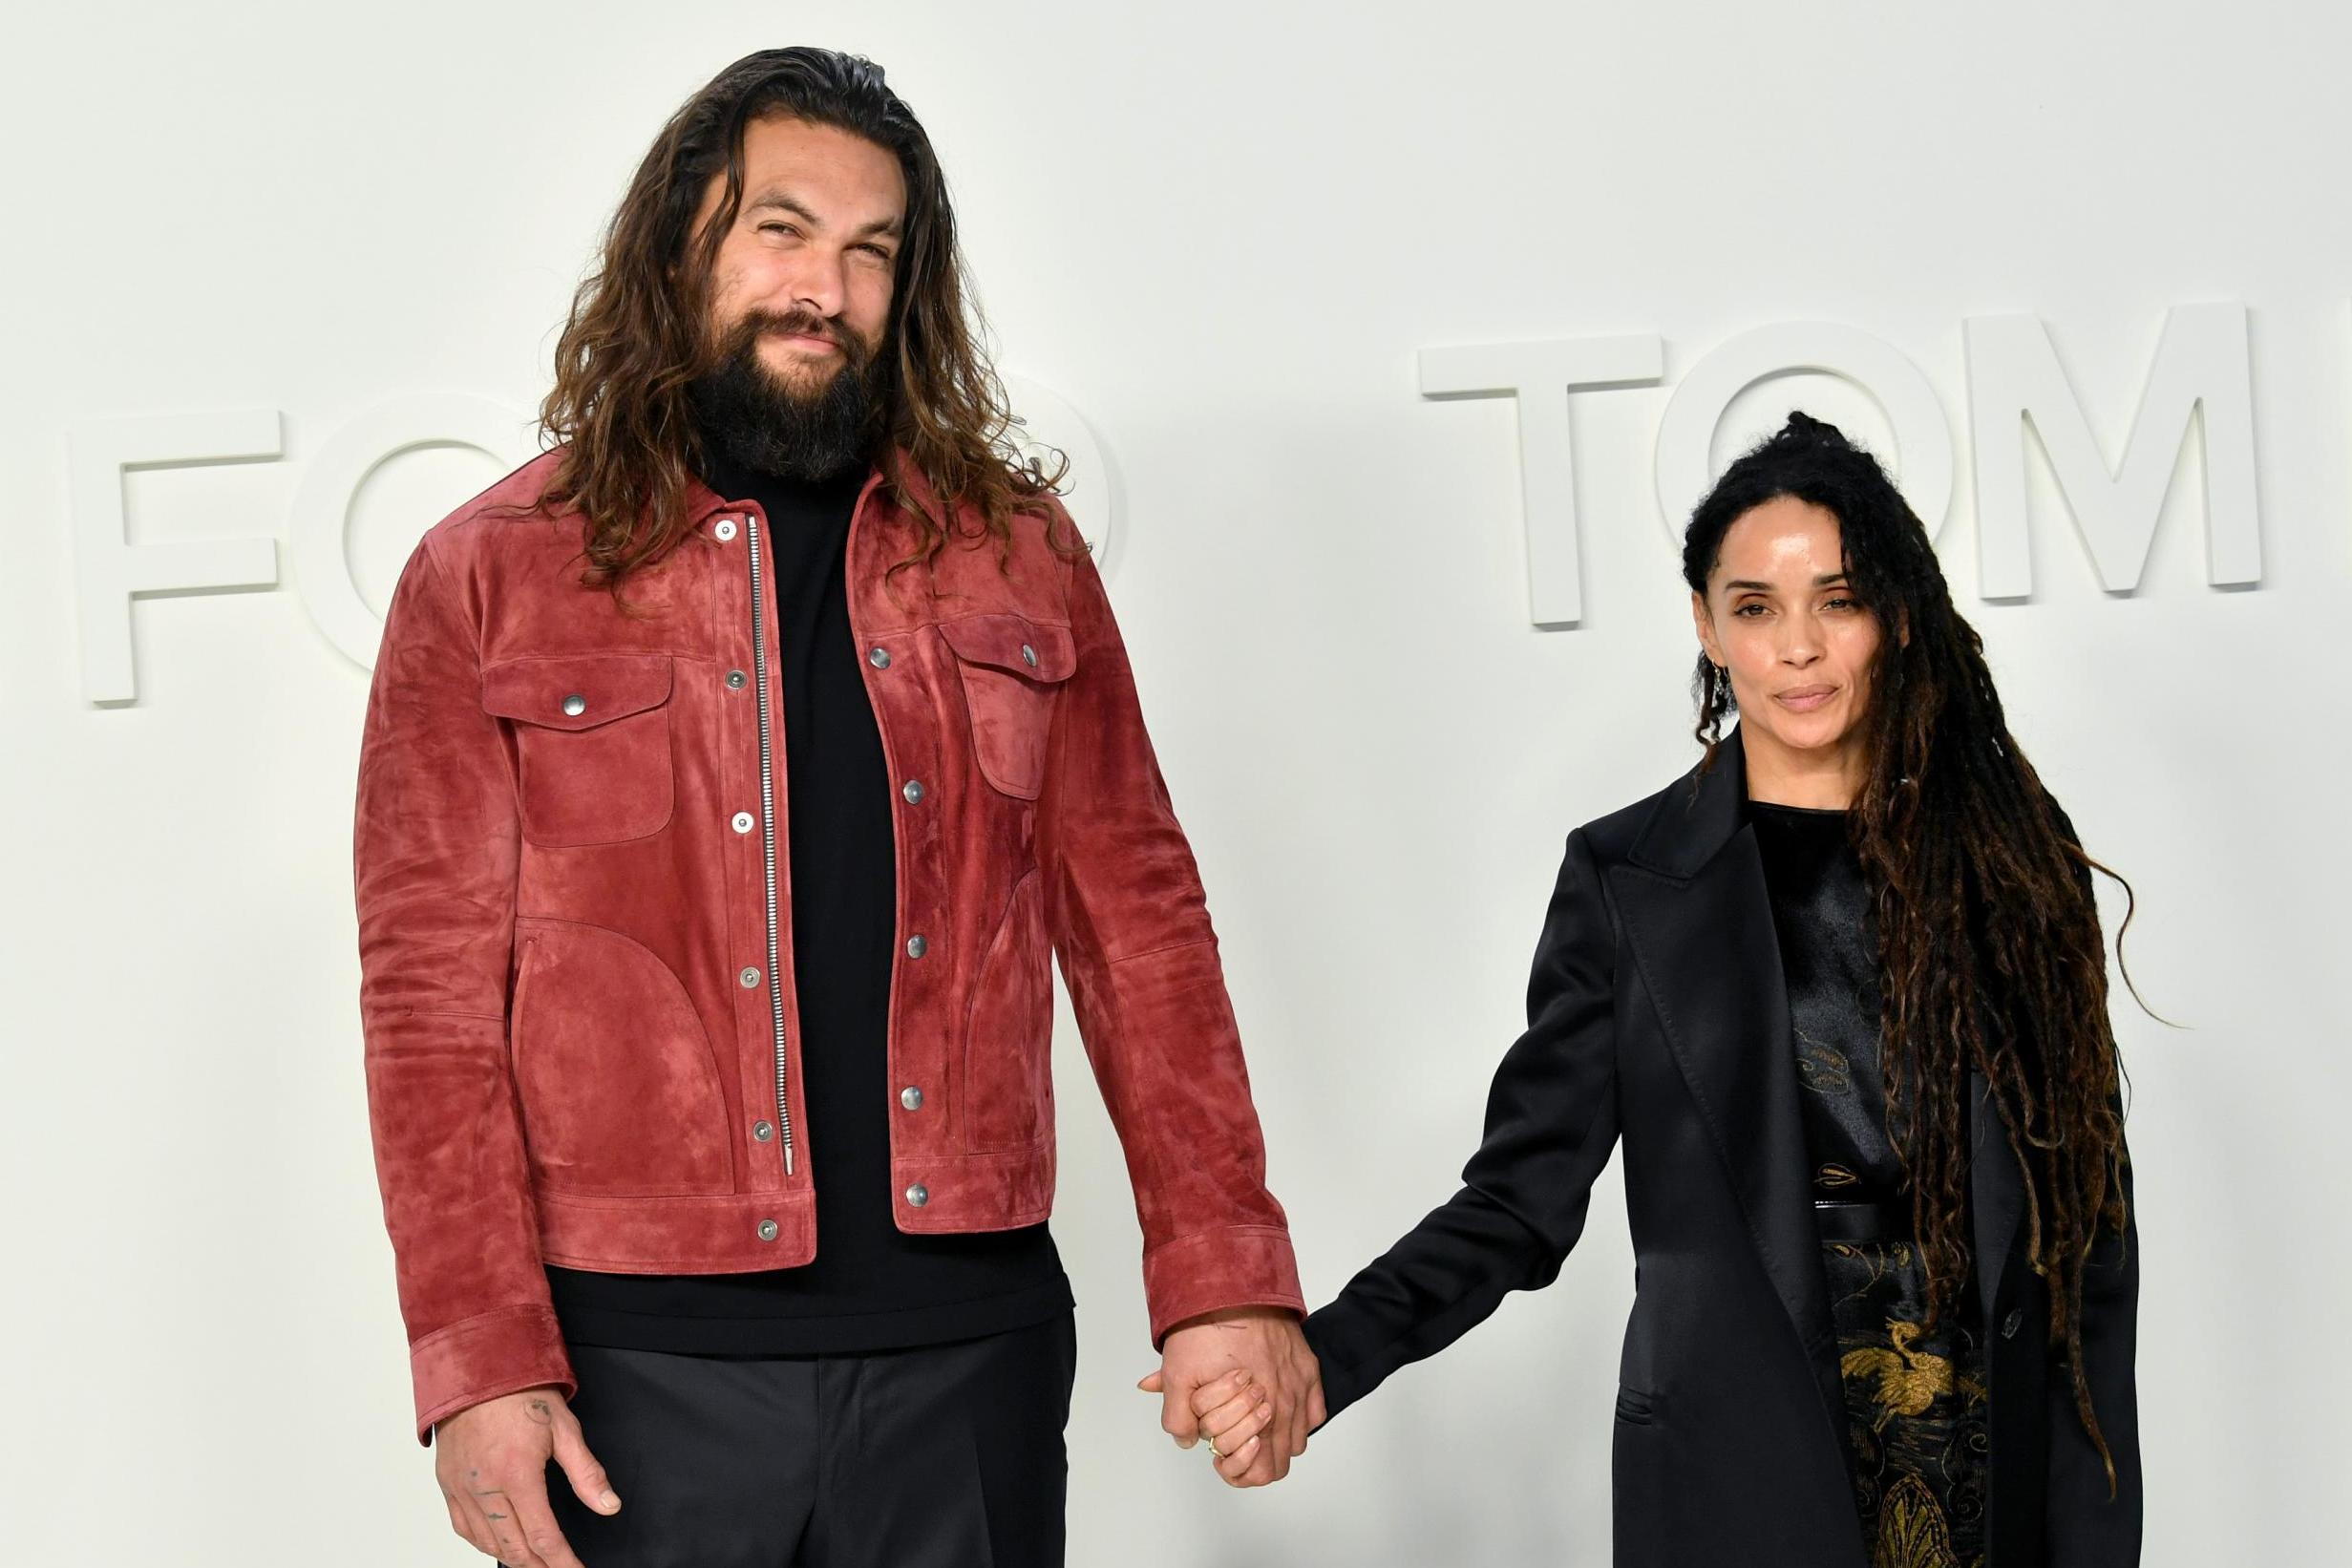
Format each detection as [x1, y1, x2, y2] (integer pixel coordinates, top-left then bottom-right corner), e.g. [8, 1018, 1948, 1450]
[1690, 496, 1884, 762]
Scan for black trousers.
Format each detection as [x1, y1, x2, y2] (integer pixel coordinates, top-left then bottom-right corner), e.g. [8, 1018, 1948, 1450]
[546, 1313, 1078, 1568]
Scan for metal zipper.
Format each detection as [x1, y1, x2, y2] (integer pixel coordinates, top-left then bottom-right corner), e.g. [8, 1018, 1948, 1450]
[742, 510, 795, 1175]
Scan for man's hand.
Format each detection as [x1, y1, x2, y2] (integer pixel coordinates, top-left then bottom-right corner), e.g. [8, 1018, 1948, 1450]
[1135, 1305, 1324, 1488]
[433, 1386, 619, 1566]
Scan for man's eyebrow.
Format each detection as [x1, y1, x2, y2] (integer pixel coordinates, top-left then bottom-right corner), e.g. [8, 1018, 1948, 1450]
[743, 190, 903, 239]
[745, 190, 818, 223]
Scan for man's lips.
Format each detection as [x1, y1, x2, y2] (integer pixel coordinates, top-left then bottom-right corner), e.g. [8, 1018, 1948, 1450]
[1774, 684, 1838, 712]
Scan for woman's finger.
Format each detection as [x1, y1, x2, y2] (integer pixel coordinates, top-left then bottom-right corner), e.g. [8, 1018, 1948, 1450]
[1198, 1388, 1273, 1444]
[1186, 1367, 1251, 1415]
[1214, 1430, 1262, 1484]
[1195, 1382, 1270, 1448]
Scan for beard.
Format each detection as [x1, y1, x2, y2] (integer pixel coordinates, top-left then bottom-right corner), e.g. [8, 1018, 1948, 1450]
[687, 307, 893, 482]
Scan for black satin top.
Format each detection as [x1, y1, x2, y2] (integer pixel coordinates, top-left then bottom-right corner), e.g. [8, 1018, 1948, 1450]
[1748, 798, 1995, 1557]
[1747, 800, 1904, 1207]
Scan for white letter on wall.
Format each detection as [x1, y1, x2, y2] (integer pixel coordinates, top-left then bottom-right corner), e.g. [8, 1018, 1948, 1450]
[1964, 304, 2258, 597]
[1419, 336, 1665, 626]
[68, 411, 284, 704]
[1002, 372, 1119, 581]
[287, 394, 533, 669]
[1653, 322, 1954, 544]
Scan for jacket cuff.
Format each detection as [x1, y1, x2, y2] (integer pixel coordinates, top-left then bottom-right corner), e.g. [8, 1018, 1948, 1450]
[1143, 1224, 1306, 1348]
[410, 1304, 577, 1447]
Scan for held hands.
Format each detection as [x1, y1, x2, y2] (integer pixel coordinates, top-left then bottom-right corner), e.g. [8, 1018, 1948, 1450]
[434, 1386, 619, 1567]
[1136, 1305, 1324, 1488]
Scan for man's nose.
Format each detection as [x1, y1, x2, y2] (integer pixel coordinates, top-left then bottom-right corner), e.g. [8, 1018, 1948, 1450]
[779, 253, 846, 320]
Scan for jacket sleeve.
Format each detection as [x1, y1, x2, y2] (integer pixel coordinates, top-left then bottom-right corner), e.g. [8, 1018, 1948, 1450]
[1300, 827, 1621, 1422]
[1034, 539, 1303, 1346]
[353, 536, 574, 1445]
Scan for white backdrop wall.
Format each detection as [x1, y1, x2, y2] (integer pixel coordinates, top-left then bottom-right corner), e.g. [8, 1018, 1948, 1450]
[3, 2, 2342, 1562]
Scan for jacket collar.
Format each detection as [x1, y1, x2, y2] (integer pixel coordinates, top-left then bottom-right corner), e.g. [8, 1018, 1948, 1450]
[1626, 733, 1750, 881]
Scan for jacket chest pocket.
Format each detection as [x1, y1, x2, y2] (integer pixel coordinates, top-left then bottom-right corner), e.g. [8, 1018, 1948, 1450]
[935, 614, 1076, 800]
[481, 654, 678, 847]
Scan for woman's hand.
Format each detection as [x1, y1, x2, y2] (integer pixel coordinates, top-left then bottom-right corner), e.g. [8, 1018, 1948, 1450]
[1189, 1367, 1284, 1483]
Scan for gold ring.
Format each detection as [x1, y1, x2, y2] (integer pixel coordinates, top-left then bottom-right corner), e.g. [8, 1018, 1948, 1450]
[1206, 1438, 1223, 1459]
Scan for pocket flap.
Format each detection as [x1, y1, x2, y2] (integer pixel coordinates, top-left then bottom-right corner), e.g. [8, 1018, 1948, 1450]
[481, 654, 675, 731]
[936, 614, 1075, 682]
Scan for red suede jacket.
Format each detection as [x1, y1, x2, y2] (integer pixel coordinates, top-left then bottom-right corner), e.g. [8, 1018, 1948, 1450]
[354, 450, 1302, 1443]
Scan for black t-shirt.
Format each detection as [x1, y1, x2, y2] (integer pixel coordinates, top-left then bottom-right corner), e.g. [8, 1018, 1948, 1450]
[544, 456, 1071, 1354]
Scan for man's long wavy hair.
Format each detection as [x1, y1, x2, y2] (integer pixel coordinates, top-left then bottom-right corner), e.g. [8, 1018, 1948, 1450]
[1683, 413, 2135, 1486]
[539, 47, 1068, 583]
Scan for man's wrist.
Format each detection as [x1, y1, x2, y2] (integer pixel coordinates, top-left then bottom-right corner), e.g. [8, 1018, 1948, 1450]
[1166, 1303, 1304, 1336]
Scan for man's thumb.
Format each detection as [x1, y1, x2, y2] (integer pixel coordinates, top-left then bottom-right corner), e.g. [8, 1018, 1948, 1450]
[552, 1420, 623, 1515]
[1155, 1378, 1198, 1447]
[1135, 1370, 1165, 1393]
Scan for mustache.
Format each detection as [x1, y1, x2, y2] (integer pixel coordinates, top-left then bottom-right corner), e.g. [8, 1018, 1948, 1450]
[710, 308, 869, 371]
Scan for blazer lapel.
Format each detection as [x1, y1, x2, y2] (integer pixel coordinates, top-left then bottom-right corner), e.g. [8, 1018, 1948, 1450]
[1609, 740, 1845, 1435]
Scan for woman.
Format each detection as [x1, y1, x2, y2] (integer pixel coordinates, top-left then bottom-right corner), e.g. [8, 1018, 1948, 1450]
[1185, 413, 2140, 1567]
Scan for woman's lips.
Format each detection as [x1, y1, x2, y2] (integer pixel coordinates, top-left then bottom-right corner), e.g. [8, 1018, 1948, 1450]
[1775, 684, 1837, 712]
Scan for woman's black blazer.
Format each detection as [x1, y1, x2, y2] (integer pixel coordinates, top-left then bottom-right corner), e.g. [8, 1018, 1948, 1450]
[1302, 741, 2140, 1568]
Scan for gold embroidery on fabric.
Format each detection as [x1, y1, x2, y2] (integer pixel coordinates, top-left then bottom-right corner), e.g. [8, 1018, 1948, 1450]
[1828, 1242, 1915, 1309]
[1794, 1026, 1852, 1091]
[1838, 1321, 1985, 1425]
[1872, 1473, 1965, 1568]
[1817, 1161, 1860, 1189]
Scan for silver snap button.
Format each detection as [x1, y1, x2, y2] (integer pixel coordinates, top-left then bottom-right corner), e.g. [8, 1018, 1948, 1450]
[731, 811, 755, 834]
[868, 647, 892, 669]
[726, 669, 748, 689]
[904, 1184, 929, 1208]
[901, 1086, 924, 1112]
[905, 934, 927, 959]
[739, 965, 762, 988]
[756, 1218, 778, 1240]
[901, 779, 924, 804]
[752, 1120, 774, 1142]
[714, 519, 738, 542]
[561, 693, 586, 717]
[1021, 644, 1038, 667]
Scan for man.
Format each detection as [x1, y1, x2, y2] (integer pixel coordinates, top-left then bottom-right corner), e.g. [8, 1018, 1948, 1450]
[353, 47, 1321, 1568]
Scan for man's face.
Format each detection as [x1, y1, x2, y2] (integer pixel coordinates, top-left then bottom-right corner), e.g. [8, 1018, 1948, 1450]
[683, 115, 907, 479]
[693, 114, 906, 396]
